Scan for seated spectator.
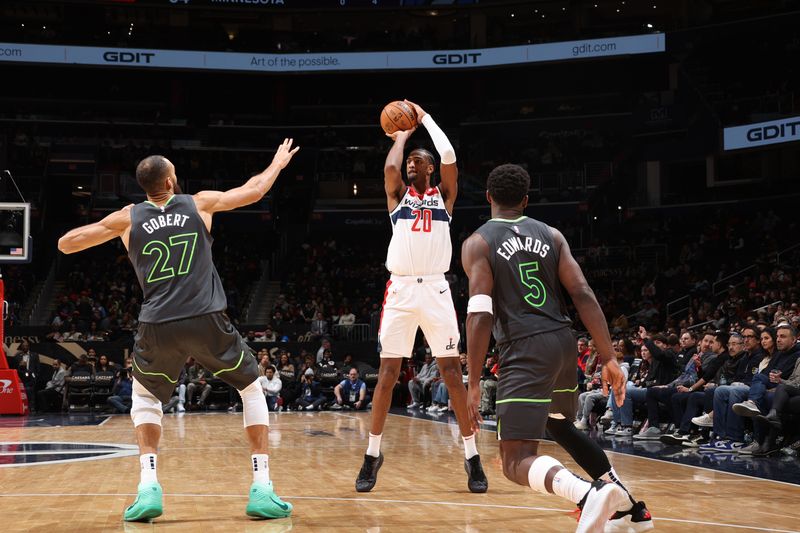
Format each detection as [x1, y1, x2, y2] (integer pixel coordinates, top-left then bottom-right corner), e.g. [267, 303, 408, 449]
[37, 359, 67, 412]
[479, 353, 499, 416]
[660, 331, 730, 445]
[316, 338, 332, 364]
[339, 353, 356, 373]
[732, 325, 800, 452]
[332, 367, 367, 410]
[733, 325, 800, 418]
[262, 326, 277, 342]
[429, 353, 468, 414]
[746, 355, 800, 456]
[95, 354, 113, 374]
[310, 311, 329, 339]
[577, 350, 628, 430]
[634, 331, 715, 439]
[107, 367, 133, 413]
[695, 326, 763, 452]
[298, 354, 318, 378]
[69, 354, 94, 376]
[319, 349, 337, 371]
[606, 344, 653, 437]
[259, 365, 282, 411]
[277, 352, 298, 410]
[295, 369, 326, 411]
[186, 361, 212, 410]
[162, 367, 187, 414]
[407, 353, 439, 409]
[256, 349, 271, 375]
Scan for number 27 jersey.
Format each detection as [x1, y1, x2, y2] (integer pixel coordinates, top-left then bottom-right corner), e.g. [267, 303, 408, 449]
[128, 194, 227, 323]
[386, 186, 452, 276]
[474, 216, 572, 344]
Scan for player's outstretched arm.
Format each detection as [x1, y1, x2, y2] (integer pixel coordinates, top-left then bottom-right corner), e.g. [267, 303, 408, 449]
[194, 138, 299, 215]
[553, 227, 625, 405]
[404, 100, 458, 206]
[384, 128, 414, 210]
[462, 233, 494, 432]
[58, 204, 133, 254]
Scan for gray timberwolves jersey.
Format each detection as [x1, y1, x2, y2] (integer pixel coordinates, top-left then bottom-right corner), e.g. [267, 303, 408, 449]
[128, 195, 227, 323]
[474, 216, 572, 344]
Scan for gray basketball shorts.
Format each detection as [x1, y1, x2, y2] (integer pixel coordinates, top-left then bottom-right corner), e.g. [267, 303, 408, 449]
[132, 312, 259, 404]
[495, 326, 578, 441]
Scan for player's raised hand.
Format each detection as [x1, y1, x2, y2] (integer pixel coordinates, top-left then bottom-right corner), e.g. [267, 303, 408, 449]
[385, 126, 417, 142]
[467, 384, 483, 433]
[272, 138, 300, 169]
[602, 358, 626, 407]
[403, 99, 427, 121]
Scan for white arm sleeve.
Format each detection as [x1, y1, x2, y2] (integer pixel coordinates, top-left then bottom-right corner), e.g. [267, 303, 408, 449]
[421, 114, 456, 165]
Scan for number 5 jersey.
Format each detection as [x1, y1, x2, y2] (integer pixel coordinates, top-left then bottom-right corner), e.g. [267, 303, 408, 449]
[473, 215, 572, 344]
[128, 194, 227, 323]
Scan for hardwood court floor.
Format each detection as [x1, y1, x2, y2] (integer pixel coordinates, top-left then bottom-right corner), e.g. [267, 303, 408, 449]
[1, 411, 799, 532]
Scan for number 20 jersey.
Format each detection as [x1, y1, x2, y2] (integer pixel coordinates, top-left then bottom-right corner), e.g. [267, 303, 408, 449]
[473, 216, 572, 344]
[386, 186, 452, 276]
[128, 194, 227, 323]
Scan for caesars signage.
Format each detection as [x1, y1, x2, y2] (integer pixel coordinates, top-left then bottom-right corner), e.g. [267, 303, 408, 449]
[0, 33, 663, 73]
[723, 116, 800, 151]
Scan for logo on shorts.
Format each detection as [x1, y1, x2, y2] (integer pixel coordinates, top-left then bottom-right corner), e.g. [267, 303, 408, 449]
[446, 338, 455, 351]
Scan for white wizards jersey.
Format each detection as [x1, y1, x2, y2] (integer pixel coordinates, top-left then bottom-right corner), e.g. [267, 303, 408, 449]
[386, 186, 452, 276]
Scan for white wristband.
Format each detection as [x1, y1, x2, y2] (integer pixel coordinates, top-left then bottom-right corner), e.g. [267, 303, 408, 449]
[467, 294, 493, 315]
[421, 114, 456, 165]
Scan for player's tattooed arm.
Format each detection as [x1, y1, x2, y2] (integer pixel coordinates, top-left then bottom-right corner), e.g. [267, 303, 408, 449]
[58, 204, 133, 254]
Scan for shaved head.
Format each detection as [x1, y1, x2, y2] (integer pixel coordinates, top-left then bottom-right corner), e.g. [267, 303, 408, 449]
[136, 155, 174, 196]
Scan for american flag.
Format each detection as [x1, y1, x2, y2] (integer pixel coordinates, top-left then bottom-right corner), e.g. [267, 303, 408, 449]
[9, 248, 23, 256]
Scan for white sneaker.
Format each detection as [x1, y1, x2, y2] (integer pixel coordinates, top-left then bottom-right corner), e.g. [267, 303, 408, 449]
[732, 400, 760, 418]
[691, 412, 714, 427]
[576, 481, 629, 533]
[330, 403, 343, 410]
[407, 402, 419, 410]
[614, 427, 633, 438]
[739, 441, 761, 455]
[177, 403, 185, 413]
[604, 423, 618, 436]
[574, 419, 589, 431]
[600, 409, 614, 423]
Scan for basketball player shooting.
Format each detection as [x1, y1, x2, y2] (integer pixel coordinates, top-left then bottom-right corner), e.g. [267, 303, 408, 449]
[57, 139, 299, 522]
[356, 100, 488, 494]
[461, 164, 653, 532]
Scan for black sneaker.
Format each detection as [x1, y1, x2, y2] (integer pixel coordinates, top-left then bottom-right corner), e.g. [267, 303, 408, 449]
[464, 455, 488, 493]
[605, 500, 655, 532]
[683, 434, 709, 448]
[660, 433, 690, 445]
[355, 453, 384, 492]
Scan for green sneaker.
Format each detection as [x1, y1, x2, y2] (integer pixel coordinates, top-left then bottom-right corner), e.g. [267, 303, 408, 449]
[246, 481, 293, 519]
[123, 482, 163, 522]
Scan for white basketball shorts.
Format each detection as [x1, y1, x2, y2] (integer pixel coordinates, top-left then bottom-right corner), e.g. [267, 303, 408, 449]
[378, 273, 460, 359]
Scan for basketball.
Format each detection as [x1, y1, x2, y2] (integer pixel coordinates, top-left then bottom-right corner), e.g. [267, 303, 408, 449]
[380, 100, 418, 134]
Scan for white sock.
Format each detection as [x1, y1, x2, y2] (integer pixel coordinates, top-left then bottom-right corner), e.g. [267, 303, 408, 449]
[252, 454, 270, 484]
[527, 455, 591, 504]
[462, 434, 479, 459]
[140, 453, 158, 484]
[366, 433, 382, 458]
[552, 469, 592, 504]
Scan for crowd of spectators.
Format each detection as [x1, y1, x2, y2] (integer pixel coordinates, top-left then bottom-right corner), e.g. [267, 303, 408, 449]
[570, 312, 800, 458]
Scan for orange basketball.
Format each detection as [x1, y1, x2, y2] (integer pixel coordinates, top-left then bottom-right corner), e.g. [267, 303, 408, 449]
[380, 100, 418, 134]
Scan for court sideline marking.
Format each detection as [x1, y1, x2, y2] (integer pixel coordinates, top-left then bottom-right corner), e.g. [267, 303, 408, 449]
[0, 491, 794, 532]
